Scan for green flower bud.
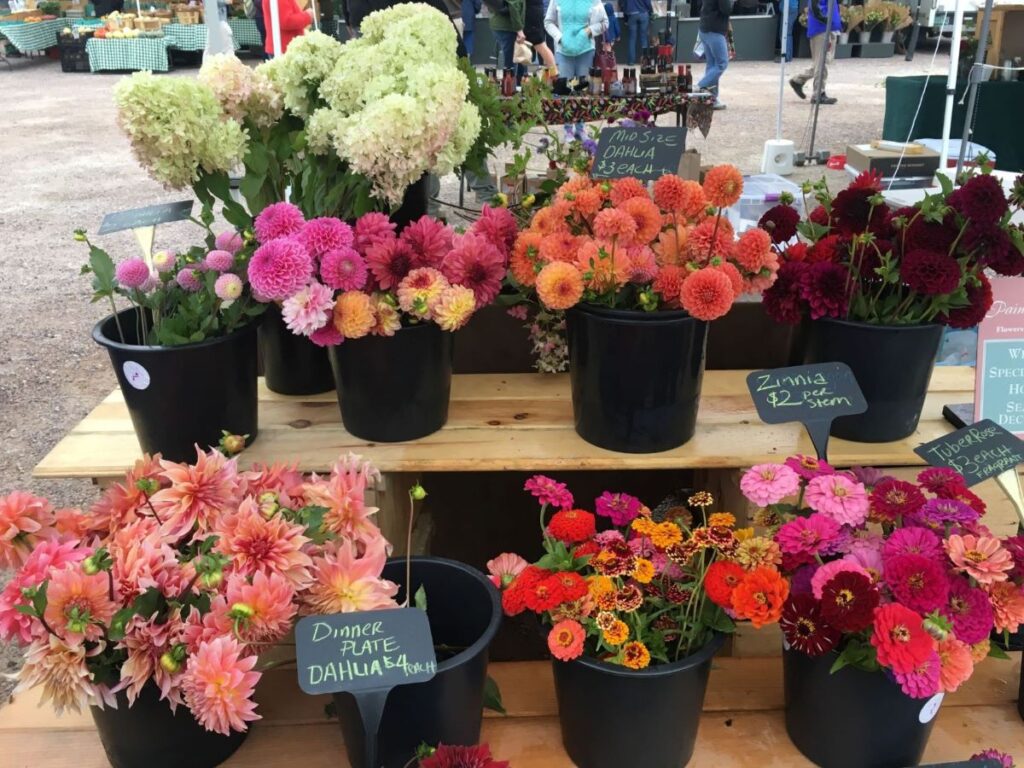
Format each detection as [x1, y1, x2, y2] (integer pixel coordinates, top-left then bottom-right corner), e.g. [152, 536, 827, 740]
[409, 484, 427, 501]
[81, 557, 100, 576]
[159, 652, 181, 674]
[199, 570, 223, 589]
[229, 602, 255, 620]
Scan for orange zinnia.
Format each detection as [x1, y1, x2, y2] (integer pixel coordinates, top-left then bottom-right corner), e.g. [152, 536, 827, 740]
[730, 566, 789, 629]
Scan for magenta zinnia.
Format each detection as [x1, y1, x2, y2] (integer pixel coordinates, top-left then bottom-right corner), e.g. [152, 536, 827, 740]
[884, 553, 950, 614]
[524, 475, 574, 510]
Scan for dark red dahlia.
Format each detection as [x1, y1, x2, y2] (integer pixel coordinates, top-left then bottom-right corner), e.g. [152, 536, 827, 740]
[852, 239, 885, 279]
[798, 261, 852, 319]
[949, 173, 1009, 226]
[850, 169, 883, 191]
[365, 238, 414, 290]
[832, 187, 889, 237]
[758, 204, 801, 244]
[939, 272, 993, 329]
[809, 204, 831, 228]
[762, 261, 807, 324]
[785, 242, 810, 262]
[1010, 173, 1024, 208]
[819, 571, 879, 633]
[780, 594, 841, 656]
[869, 478, 926, 521]
[900, 249, 961, 295]
[965, 225, 1024, 276]
[420, 744, 509, 768]
[903, 210, 959, 254]
[807, 234, 845, 263]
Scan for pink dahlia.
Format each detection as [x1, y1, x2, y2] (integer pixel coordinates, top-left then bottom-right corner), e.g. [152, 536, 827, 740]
[353, 212, 397, 252]
[626, 245, 659, 284]
[151, 449, 240, 541]
[884, 553, 951, 614]
[304, 537, 399, 614]
[118, 617, 186, 706]
[248, 239, 314, 301]
[310, 323, 343, 347]
[203, 250, 235, 272]
[442, 232, 505, 308]
[282, 281, 335, 336]
[365, 237, 415, 290]
[214, 273, 242, 302]
[116, 258, 151, 289]
[254, 202, 304, 243]
[216, 497, 312, 587]
[882, 526, 943, 562]
[215, 231, 243, 255]
[471, 204, 518, 258]
[176, 267, 203, 292]
[182, 636, 261, 735]
[320, 246, 368, 291]
[225, 570, 297, 646]
[17, 634, 115, 714]
[775, 513, 842, 558]
[785, 455, 835, 480]
[400, 216, 454, 269]
[0, 539, 85, 644]
[0, 491, 57, 569]
[740, 463, 801, 506]
[524, 475, 574, 510]
[970, 750, 1015, 768]
[805, 474, 869, 526]
[44, 564, 118, 643]
[946, 534, 1013, 584]
[894, 651, 941, 699]
[810, 558, 870, 599]
[298, 217, 354, 257]
[397, 267, 449, 319]
[942, 576, 995, 644]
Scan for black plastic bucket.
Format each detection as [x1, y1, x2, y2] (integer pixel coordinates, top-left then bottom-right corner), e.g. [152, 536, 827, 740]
[804, 318, 943, 443]
[335, 557, 502, 768]
[92, 309, 259, 462]
[391, 175, 430, 232]
[259, 303, 335, 395]
[566, 305, 708, 453]
[783, 647, 940, 768]
[91, 683, 247, 768]
[553, 632, 724, 768]
[328, 323, 452, 442]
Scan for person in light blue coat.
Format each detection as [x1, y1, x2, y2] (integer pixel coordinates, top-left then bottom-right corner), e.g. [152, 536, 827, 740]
[544, 0, 609, 78]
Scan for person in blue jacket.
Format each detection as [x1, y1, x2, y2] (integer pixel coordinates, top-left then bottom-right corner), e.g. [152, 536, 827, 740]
[623, 0, 651, 65]
[789, 0, 840, 104]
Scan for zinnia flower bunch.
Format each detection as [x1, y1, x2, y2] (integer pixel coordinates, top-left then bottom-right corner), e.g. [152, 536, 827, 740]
[491, 477, 787, 669]
[761, 169, 1022, 327]
[508, 167, 779, 321]
[741, 458, 1022, 699]
[0, 450, 399, 733]
[250, 204, 516, 344]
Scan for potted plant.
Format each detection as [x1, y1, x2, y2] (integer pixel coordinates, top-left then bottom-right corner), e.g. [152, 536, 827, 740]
[492, 475, 789, 768]
[860, 5, 887, 42]
[760, 170, 1021, 442]
[844, 6, 865, 42]
[837, 6, 851, 45]
[254, 204, 515, 442]
[880, 2, 912, 43]
[81, 227, 265, 462]
[737, 458, 1019, 767]
[508, 169, 781, 452]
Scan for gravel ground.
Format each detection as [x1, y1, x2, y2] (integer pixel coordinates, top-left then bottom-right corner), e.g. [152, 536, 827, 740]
[0, 44, 952, 703]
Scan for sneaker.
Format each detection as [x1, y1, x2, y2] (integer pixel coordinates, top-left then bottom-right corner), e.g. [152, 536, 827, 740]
[789, 78, 806, 99]
[713, 100, 727, 110]
[812, 93, 838, 105]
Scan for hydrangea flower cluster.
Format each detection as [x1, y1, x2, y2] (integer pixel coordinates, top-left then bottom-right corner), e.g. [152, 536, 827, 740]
[509, 168, 780, 320]
[0, 451, 398, 734]
[741, 458, 1024, 699]
[761, 170, 1023, 327]
[491, 477, 788, 669]
[249, 202, 516, 344]
[198, 53, 283, 129]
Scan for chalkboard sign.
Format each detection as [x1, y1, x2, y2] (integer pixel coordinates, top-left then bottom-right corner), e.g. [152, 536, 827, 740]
[591, 127, 687, 181]
[97, 200, 193, 235]
[295, 608, 436, 696]
[914, 418, 1024, 487]
[746, 363, 867, 461]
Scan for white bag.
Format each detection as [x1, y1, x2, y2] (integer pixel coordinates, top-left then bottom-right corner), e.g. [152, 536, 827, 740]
[513, 40, 534, 65]
[693, 38, 705, 60]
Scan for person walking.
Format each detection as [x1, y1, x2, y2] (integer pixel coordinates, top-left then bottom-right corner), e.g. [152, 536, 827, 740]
[789, 0, 839, 104]
[261, 0, 314, 55]
[489, 0, 528, 77]
[783, 0, 798, 60]
[697, 0, 730, 109]
[545, 0, 608, 79]
[521, 0, 558, 69]
[623, 0, 651, 65]
[462, 0, 483, 56]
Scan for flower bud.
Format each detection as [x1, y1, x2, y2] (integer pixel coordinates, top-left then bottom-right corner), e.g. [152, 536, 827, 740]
[134, 477, 159, 495]
[521, 194, 536, 209]
[81, 557, 100, 576]
[220, 433, 246, 456]
[494, 192, 509, 208]
[159, 652, 181, 674]
[73, 230, 87, 242]
[229, 602, 255, 619]
[199, 570, 223, 589]
[258, 492, 279, 518]
[409, 484, 427, 501]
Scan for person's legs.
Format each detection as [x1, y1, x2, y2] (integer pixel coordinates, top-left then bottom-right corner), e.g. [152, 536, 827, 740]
[495, 29, 516, 69]
[461, 0, 477, 57]
[638, 11, 649, 60]
[626, 13, 639, 64]
[697, 30, 728, 91]
[809, 32, 828, 97]
[792, 33, 819, 86]
[535, 41, 556, 68]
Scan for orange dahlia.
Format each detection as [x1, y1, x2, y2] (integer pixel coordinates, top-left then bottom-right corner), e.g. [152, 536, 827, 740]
[714, 261, 744, 296]
[733, 228, 773, 273]
[686, 217, 735, 264]
[576, 240, 630, 292]
[570, 188, 603, 220]
[592, 208, 638, 246]
[510, 231, 544, 286]
[680, 268, 735, 321]
[536, 261, 584, 310]
[622, 196, 664, 244]
[703, 165, 744, 209]
[610, 176, 650, 206]
[557, 175, 594, 200]
[652, 264, 686, 308]
[654, 175, 707, 219]
[653, 225, 689, 266]
[530, 206, 570, 236]
[539, 231, 581, 263]
[333, 291, 375, 339]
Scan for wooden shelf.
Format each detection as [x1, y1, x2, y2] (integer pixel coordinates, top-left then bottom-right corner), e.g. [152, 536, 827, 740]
[34, 368, 978, 481]
[3, 657, 1022, 767]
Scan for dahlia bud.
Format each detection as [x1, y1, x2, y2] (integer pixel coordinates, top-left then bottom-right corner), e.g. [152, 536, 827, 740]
[229, 602, 255, 620]
[135, 477, 159, 495]
[219, 432, 246, 456]
[258, 492, 279, 518]
[493, 192, 509, 208]
[81, 557, 100, 576]
[409, 484, 427, 501]
[159, 652, 181, 674]
[521, 194, 536, 209]
[73, 229, 87, 242]
[779, 191, 795, 205]
[199, 570, 223, 589]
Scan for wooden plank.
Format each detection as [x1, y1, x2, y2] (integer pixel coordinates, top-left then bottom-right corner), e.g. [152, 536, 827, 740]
[34, 369, 986, 480]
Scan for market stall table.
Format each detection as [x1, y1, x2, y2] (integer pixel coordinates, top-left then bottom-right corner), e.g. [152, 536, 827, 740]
[163, 21, 239, 51]
[538, 91, 715, 137]
[227, 16, 262, 48]
[85, 35, 172, 72]
[0, 18, 68, 54]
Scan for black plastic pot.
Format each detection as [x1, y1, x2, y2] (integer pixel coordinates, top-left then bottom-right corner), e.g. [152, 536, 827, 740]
[566, 305, 708, 453]
[391, 174, 429, 232]
[258, 303, 334, 395]
[334, 557, 502, 768]
[804, 318, 944, 443]
[91, 682, 247, 768]
[553, 633, 724, 768]
[93, 309, 259, 462]
[328, 322, 452, 442]
[784, 647, 939, 768]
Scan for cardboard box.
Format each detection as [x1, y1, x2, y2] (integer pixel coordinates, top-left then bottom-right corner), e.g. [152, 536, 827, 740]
[846, 143, 940, 179]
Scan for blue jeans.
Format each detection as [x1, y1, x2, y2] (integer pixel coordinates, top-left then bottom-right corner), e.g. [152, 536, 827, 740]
[462, 0, 482, 57]
[556, 48, 596, 79]
[697, 29, 729, 91]
[784, 1, 798, 60]
[494, 29, 526, 80]
[626, 12, 649, 65]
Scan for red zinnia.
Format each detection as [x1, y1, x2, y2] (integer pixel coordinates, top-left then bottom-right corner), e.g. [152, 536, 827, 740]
[547, 509, 597, 544]
[757, 204, 801, 244]
[940, 272, 993, 329]
[780, 594, 841, 656]
[917, 467, 966, 495]
[871, 603, 937, 674]
[547, 571, 589, 604]
[819, 571, 879, 632]
[524, 575, 566, 613]
[869, 478, 926, 522]
[938, 484, 987, 516]
[799, 261, 851, 319]
[901, 249, 961, 296]
[704, 560, 746, 608]
[885, 554, 951, 614]
[420, 744, 509, 768]
[573, 540, 600, 559]
[501, 566, 551, 616]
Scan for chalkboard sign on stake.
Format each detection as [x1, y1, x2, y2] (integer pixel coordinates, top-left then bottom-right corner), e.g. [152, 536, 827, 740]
[295, 608, 436, 768]
[591, 126, 687, 181]
[746, 363, 867, 462]
[97, 200, 194, 236]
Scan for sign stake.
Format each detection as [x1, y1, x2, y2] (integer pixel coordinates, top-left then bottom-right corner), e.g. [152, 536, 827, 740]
[355, 688, 390, 768]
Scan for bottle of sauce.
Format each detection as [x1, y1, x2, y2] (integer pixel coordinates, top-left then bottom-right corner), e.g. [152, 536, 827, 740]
[501, 68, 515, 97]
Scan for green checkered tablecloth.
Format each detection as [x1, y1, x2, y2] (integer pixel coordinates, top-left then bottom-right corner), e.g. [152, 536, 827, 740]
[86, 36, 172, 72]
[164, 22, 240, 51]
[227, 17, 261, 48]
[0, 18, 65, 53]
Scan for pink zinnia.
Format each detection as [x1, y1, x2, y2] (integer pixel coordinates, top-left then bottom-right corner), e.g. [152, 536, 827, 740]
[442, 232, 505, 308]
[936, 637, 974, 693]
[365, 237, 415, 290]
[353, 212, 397, 252]
[320, 247, 368, 291]
[254, 202, 304, 243]
[987, 581, 1024, 633]
[182, 636, 261, 734]
[176, 267, 203, 292]
[487, 552, 529, 589]
[116, 258, 151, 289]
[215, 231, 243, 255]
[884, 554, 951, 614]
[470, 204, 518, 258]
[298, 217, 354, 257]
[524, 475, 574, 510]
[310, 323, 343, 347]
[810, 559, 870, 599]
[894, 651, 941, 699]
[775, 513, 842, 557]
[785, 455, 835, 480]
[248, 239, 314, 301]
[282, 281, 335, 336]
[740, 463, 801, 506]
[204, 250, 235, 272]
[946, 534, 1013, 584]
[547, 619, 586, 661]
[0, 491, 57, 569]
[805, 474, 869, 526]
[0, 539, 85, 644]
[214, 273, 242, 302]
[400, 216, 454, 269]
[941, 576, 995, 644]
[882, 526, 943, 562]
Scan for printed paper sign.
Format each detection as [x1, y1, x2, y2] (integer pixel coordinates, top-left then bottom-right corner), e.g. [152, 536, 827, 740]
[974, 277, 1024, 438]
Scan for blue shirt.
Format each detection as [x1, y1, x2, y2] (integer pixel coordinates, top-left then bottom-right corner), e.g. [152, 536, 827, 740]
[806, 0, 841, 36]
[624, 0, 652, 15]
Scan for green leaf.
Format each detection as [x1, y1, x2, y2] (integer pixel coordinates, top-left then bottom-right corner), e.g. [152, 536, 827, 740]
[31, 581, 49, 618]
[936, 172, 953, 196]
[88, 245, 116, 296]
[988, 642, 1011, 660]
[414, 585, 428, 613]
[482, 675, 506, 715]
